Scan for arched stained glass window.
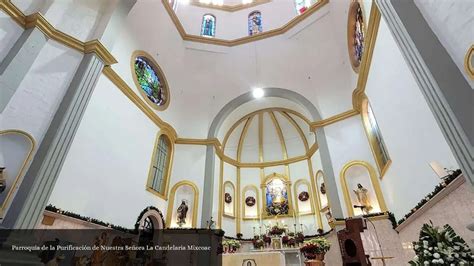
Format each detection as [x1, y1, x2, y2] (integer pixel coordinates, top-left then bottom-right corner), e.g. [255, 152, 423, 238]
[295, 0, 311, 15]
[147, 133, 173, 197]
[354, 4, 365, 64]
[347, 1, 365, 72]
[248, 11, 262, 36]
[133, 53, 169, 110]
[201, 14, 216, 37]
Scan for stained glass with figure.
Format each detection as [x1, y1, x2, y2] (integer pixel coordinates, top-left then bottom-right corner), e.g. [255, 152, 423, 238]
[265, 178, 289, 216]
[295, 0, 310, 15]
[248, 11, 262, 36]
[134, 57, 166, 107]
[354, 4, 365, 64]
[201, 14, 216, 37]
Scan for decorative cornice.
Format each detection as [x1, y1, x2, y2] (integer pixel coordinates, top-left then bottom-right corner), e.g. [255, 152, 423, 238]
[162, 0, 329, 47]
[0, 1, 117, 66]
[465, 45, 474, 80]
[351, 2, 381, 111]
[310, 109, 360, 130]
[190, 0, 271, 12]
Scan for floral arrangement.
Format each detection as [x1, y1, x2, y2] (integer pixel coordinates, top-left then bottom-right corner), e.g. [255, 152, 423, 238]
[295, 232, 305, 244]
[282, 235, 289, 245]
[287, 237, 296, 247]
[269, 225, 286, 236]
[224, 193, 232, 203]
[245, 196, 256, 207]
[252, 238, 264, 249]
[263, 235, 271, 245]
[298, 191, 309, 201]
[300, 238, 331, 259]
[222, 239, 241, 253]
[236, 233, 243, 239]
[409, 222, 473, 265]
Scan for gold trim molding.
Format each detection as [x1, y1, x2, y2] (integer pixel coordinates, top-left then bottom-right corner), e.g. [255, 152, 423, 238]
[190, 0, 271, 12]
[310, 109, 360, 130]
[162, 0, 329, 47]
[222, 181, 237, 218]
[352, 2, 381, 111]
[0, 1, 117, 66]
[166, 180, 199, 228]
[465, 45, 474, 80]
[0, 129, 36, 218]
[242, 184, 260, 220]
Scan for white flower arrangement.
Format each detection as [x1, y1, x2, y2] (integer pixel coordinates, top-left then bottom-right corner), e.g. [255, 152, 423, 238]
[409, 223, 473, 265]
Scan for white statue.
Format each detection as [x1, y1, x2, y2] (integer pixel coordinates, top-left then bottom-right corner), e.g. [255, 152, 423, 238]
[353, 183, 372, 213]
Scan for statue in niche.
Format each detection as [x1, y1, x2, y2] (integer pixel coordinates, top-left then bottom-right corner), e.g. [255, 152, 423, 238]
[353, 183, 372, 213]
[176, 200, 189, 227]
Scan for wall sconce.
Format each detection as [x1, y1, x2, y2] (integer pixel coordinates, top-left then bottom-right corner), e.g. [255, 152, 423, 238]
[0, 167, 5, 193]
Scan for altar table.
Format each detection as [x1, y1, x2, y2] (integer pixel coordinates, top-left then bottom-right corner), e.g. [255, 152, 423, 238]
[223, 251, 285, 266]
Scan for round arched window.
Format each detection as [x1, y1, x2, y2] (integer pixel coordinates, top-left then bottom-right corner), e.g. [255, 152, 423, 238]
[132, 51, 170, 110]
[347, 1, 365, 72]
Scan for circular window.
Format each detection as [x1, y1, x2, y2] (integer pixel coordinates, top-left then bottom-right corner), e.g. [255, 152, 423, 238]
[347, 1, 365, 72]
[132, 51, 170, 110]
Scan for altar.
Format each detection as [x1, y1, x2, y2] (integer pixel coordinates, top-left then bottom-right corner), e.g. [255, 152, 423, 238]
[223, 248, 303, 266]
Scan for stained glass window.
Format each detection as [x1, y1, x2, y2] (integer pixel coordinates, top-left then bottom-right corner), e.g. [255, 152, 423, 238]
[248, 11, 262, 36]
[354, 4, 365, 64]
[134, 56, 167, 107]
[201, 14, 216, 37]
[149, 135, 170, 194]
[295, 0, 311, 15]
[265, 179, 289, 216]
[169, 0, 178, 11]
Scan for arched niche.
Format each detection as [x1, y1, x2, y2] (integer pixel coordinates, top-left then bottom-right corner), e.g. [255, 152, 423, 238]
[315, 170, 329, 211]
[223, 181, 236, 218]
[340, 161, 387, 217]
[261, 173, 293, 218]
[0, 129, 36, 219]
[293, 179, 314, 215]
[137, 206, 165, 230]
[242, 185, 259, 220]
[166, 181, 199, 228]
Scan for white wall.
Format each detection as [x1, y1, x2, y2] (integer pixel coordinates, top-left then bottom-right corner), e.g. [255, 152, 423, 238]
[48, 75, 166, 228]
[414, 0, 474, 88]
[1, 40, 83, 145]
[0, 11, 23, 62]
[364, 18, 459, 219]
[323, 115, 376, 217]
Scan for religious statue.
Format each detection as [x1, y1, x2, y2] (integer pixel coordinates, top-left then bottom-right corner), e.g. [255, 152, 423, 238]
[0, 167, 5, 193]
[353, 183, 372, 213]
[320, 182, 326, 195]
[206, 217, 215, 229]
[176, 200, 188, 227]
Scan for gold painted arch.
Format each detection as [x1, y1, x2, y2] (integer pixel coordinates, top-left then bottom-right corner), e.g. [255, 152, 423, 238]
[222, 180, 237, 218]
[166, 180, 199, 228]
[242, 184, 260, 220]
[0, 129, 36, 218]
[339, 160, 387, 217]
[293, 179, 315, 215]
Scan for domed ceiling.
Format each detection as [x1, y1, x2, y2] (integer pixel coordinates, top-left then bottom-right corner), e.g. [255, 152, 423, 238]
[222, 107, 315, 163]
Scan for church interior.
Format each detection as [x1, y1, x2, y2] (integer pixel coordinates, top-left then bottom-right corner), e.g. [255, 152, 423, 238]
[0, 0, 473, 265]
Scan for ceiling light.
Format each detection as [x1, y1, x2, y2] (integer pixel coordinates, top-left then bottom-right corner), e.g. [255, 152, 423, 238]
[252, 88, 264, 99]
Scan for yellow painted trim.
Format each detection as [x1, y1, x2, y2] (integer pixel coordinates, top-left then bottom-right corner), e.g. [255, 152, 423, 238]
[339, 160, 388, 217]
[217, 159, 224, 228]
[464, 44, 474, 80]
[102, 67, 177, 138]
[166, 180, 199, 228]
[310, 109, 360, 130]
[130, 50, 171, 111]
[0, 130, 36, 218]
[242, 184, 260, 220]
[145, 130, 175, 200]
[307, 159, 323, 229]
[189, 0, 271, 12]
[360, 97, 391, 177]
[223, 180, 237, 218]
[0, 1, 117, 66]
[162, 0, 329, 47]
[352, 2, 381, 111]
